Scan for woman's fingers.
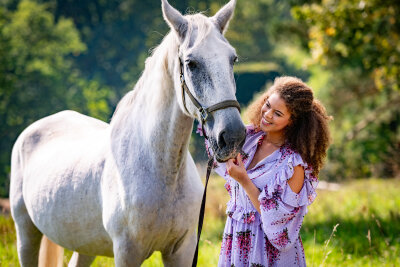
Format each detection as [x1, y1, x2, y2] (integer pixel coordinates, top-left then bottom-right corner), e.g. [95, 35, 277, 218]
[227, 158, 234, 167]
[237, 153, 244, 167]
[227, 155, 245, 176]
[226, 159, 233, 174]
[236, 153, 241, 163]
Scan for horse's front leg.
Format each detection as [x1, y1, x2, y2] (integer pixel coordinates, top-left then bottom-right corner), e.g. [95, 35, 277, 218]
[104, 212, 147, 266]
[162, 230, 197, 267]
[68, 252, 95, 267]
[112, 234, 147, 267]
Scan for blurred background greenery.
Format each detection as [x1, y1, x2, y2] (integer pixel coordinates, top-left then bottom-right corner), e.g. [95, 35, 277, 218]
[0, 0, 399, 196]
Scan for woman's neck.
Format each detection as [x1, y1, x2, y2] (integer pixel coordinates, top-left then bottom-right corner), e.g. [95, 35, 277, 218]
[264, 130, 285, 147]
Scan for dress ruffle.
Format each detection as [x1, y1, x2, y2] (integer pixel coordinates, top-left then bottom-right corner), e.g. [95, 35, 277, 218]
[258, 149, 318, 208]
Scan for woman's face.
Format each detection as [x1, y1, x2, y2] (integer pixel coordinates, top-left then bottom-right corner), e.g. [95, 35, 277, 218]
[260, 92, 291, 135]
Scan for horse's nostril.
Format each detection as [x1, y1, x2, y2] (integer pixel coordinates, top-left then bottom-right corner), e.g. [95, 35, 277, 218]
[218, 130, 227, 149]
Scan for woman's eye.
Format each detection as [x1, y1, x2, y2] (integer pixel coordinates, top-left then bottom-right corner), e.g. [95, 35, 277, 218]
[275, 112, 281, 117]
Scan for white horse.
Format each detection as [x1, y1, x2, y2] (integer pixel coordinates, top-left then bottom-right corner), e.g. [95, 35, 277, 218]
[10, 0, 245, 266]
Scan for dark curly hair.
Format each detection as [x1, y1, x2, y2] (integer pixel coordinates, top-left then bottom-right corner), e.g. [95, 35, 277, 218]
[246, 76, 332, 175]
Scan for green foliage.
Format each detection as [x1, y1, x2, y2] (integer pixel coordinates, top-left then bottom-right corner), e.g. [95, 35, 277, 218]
[32, 0, 223, 98]
[0, 215, 18, 264]
[293, 0, 400, 85]
[292, 0, 400, 179]
[302, 178, 400, 265]
[226, 0, 310, 93]
[35, 0, 302, 97]
[0, 0, 113, 197]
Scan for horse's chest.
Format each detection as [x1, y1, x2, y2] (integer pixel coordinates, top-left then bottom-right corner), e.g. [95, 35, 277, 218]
[132, 183, 196, 226]
[104, 175, 201, 242]
[101, 156, 203, 250]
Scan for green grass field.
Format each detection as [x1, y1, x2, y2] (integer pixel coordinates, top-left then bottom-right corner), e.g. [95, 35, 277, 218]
[1, 178, 399, 266]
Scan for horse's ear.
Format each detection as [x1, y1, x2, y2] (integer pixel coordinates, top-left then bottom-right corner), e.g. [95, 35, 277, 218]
[211, 0, 236, 34]
[161, 0, 188, 42]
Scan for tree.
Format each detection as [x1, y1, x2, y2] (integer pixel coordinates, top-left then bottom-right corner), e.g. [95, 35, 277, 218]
[292, 0, 400, 179]
[0, 0, 112, 197]
[33, 0, 307, 101]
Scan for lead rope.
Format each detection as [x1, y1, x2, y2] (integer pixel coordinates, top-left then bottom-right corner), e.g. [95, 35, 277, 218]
[192, 156, 214, 267]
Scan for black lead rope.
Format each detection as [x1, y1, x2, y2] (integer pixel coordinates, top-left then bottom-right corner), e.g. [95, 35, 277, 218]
[192, 157, 214, 267]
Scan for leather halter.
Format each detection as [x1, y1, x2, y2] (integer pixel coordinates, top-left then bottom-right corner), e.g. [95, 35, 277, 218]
[179, 57, 241, 137]
[179, 57, 240, 267]
[178, 56, 241, 266]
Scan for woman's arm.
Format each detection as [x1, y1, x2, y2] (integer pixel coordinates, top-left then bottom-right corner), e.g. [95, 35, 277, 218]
[226, 154, 305, 213]
[226, 154, 261, 213]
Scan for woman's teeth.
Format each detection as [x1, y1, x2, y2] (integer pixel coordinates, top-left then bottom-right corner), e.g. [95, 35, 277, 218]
[262, 118, 272, 125]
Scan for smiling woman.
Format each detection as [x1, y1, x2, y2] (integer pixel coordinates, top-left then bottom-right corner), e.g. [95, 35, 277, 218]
[247, 76, 332, 175]
[202, 76, 332, 266]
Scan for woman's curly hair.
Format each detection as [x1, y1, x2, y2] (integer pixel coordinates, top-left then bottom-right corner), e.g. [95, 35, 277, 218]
[246, 76, 332, 175]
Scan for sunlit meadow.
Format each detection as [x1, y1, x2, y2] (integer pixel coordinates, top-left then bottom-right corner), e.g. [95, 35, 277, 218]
[1, 178, 399, 266]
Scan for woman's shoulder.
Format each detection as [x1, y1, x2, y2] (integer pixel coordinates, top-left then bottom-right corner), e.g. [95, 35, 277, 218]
[278, 144, 304, 164]
[277, 144, 317, 184]
[259, 144, 319, 207]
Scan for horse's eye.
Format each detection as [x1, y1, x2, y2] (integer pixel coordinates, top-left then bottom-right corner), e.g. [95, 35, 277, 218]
[232, 56, 238, 65]
[187, 60, 197, 70]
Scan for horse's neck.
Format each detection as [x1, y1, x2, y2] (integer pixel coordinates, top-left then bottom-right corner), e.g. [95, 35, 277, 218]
[110, 34, 194, 181]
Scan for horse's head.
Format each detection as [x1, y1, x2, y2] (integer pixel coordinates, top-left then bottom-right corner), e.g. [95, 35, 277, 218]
[161, 0, 246, 162]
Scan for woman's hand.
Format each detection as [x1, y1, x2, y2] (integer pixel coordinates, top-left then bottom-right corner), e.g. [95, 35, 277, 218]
[227, 153, 262, 214]
[226, 153, 249, 185]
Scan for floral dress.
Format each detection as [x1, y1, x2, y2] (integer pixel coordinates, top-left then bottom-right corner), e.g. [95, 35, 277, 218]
[203, 125, 318, 267]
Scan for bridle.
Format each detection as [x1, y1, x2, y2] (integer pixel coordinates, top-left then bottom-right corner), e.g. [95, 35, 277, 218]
[178, 55, 241, 267]
[179, 57, 241, 138]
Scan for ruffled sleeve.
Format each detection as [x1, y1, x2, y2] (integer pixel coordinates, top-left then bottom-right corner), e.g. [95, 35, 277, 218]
[257, 149, 318, 252]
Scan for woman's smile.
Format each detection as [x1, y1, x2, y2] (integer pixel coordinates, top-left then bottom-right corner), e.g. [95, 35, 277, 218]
[261, 117, 273, 126]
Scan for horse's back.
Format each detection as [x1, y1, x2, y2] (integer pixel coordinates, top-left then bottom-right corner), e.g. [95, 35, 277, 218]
[15, 110, 108, 152]
[11, 110, 109, 186]
[10, 110, 113, 256]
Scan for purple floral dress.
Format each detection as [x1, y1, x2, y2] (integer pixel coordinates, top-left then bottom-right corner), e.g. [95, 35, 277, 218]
[203, 125, 318, 267]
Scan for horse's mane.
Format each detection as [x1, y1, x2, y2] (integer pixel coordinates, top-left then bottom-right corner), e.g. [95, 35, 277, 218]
[110, 13, 213, 123]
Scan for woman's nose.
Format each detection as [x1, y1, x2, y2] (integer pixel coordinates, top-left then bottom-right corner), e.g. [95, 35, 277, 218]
[265, 109, 273, 118]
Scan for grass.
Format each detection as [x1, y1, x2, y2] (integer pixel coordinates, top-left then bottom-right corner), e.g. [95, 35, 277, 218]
[1, 178, 399, 266]
[301, 178, 400, 266]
